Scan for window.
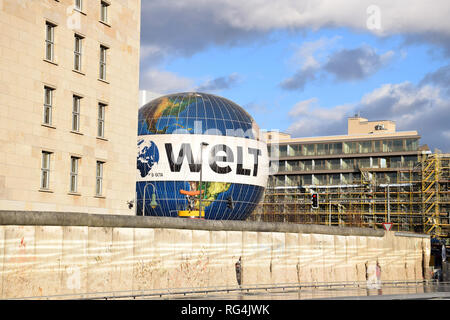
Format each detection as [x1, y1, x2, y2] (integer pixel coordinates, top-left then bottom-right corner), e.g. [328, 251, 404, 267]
[75, 0, 82, 11]
[343, 142, 358, 154]
[302, 144, 315, 156]
[45, 22, 55, 61]
[72, 95, 81, 132]
[373, 140, 382, 153]
[329, 143, 342, 155]
[405, 139, 418, 151]
[359, 141, 372, 153]
[314, 159, 327, 170]
[43, 86, 54, 125]
[96, 161, 104, 196]
[100, 1, 109, 23]
[279, 145, 287, 157]
[70, 157, 79, 193]
[316, 144, 327, 156]
[301, 175, 312, 186]
[329, 174, 340, 185]
[404, 155, 418, 168]
[275, 175, 285, 187]
[301, 160, 313, 171]
[356, 158, 371, 169]
[342, 158, 354, 170]
[74, 34, 83, 71]
[390, 156, 402, 168]
[41, 151, 52, 189]
[328, 159, 340, 170]
[392, 139, 404, 152]
[97, 103, 106, 137]
[99, 45, 108, 80]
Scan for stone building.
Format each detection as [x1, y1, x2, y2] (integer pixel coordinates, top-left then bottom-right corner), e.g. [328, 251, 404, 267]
[0, 0, 141, 214]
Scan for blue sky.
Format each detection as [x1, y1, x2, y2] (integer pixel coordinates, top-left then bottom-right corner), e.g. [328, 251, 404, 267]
[139, 1, 450, 151]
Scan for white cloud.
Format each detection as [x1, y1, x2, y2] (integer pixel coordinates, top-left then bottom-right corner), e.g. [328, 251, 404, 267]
[139, 68, 195, 94]
[287, 80, 450, 151]
[141, 0, 450, 58]
[289, 36, 342, 70]
[287, 98, 353, 137]
[288, 98, 318, 117]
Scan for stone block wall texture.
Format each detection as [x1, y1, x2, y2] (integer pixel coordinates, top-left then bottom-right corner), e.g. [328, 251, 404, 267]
[0, 0, 141, 215]
[0, 212, 430, 299]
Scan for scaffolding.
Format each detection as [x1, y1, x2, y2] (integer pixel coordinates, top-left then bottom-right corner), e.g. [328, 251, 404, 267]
[421, 154, 450, 238]
[249, 153, 450, 239]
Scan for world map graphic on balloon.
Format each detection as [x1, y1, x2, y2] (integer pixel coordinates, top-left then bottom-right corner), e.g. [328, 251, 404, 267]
[136, 92, 268, 220]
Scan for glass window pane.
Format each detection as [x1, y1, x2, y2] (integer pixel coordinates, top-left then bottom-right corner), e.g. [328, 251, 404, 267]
[373, 140, 382, 152]
[317, 144, 327, 155]
[301, 175, 312, 185]
[46, 43, 53, 60]
[405, 139, 418, 151]
[72, 96, 80, 131]
[101, 2, 109, 22]
[46, 24, 53, 41]
[303, 144, 315, 156]
[42, 153, 49, 169]
[359, 141, 371, 153]
[75, 0, 82, 10]
[390, 156, 402, 168]
[342, 158, 354, 169]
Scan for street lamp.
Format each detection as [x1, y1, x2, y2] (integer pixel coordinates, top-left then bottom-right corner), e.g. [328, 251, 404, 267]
[142, 182, 158, 216]
[198, 142, 209, 219]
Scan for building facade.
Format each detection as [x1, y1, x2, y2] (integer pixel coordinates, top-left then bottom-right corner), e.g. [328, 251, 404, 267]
[266, 117, 422, 189]
[0, 0, 141, 214]
[251, 117, 450, 237]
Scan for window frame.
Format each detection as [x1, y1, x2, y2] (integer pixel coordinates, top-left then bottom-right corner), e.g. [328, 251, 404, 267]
[45, 22, 56, 61]
[99, 45, 108, 80]
[97, 103, 106, 138]
[74, 34, 83, 72]
[72, 95, 81, 132]
[74, 0, 82, 11]
[100, 1, 110, 23]
[41, 151, 52, 190]
[96, 161, 104, 196]
[43, 86, 54, 125]
[70, 156, 80, 193]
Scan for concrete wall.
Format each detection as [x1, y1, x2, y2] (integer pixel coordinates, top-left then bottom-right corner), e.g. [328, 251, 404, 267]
[0, 211, 430, 299]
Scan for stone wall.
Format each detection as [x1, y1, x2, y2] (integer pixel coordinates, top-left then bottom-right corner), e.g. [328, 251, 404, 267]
[0, 0, 141, 215]
[0, 211, 430, 299]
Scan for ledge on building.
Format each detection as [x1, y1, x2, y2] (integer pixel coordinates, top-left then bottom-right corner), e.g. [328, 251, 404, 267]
[99, 20, 111, 28]
[43, 59, 58, 66]
[41, 123, 56, 129]
[38, 189, 54, 193]
[97, 78, 109, 84]
[72, 69, 85, 76]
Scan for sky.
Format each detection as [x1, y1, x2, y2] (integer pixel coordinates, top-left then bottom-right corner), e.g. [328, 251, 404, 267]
[138, 0, 450, 152]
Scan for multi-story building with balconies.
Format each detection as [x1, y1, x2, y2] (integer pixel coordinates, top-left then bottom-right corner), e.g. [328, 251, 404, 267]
[251, 116, 450, 237]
